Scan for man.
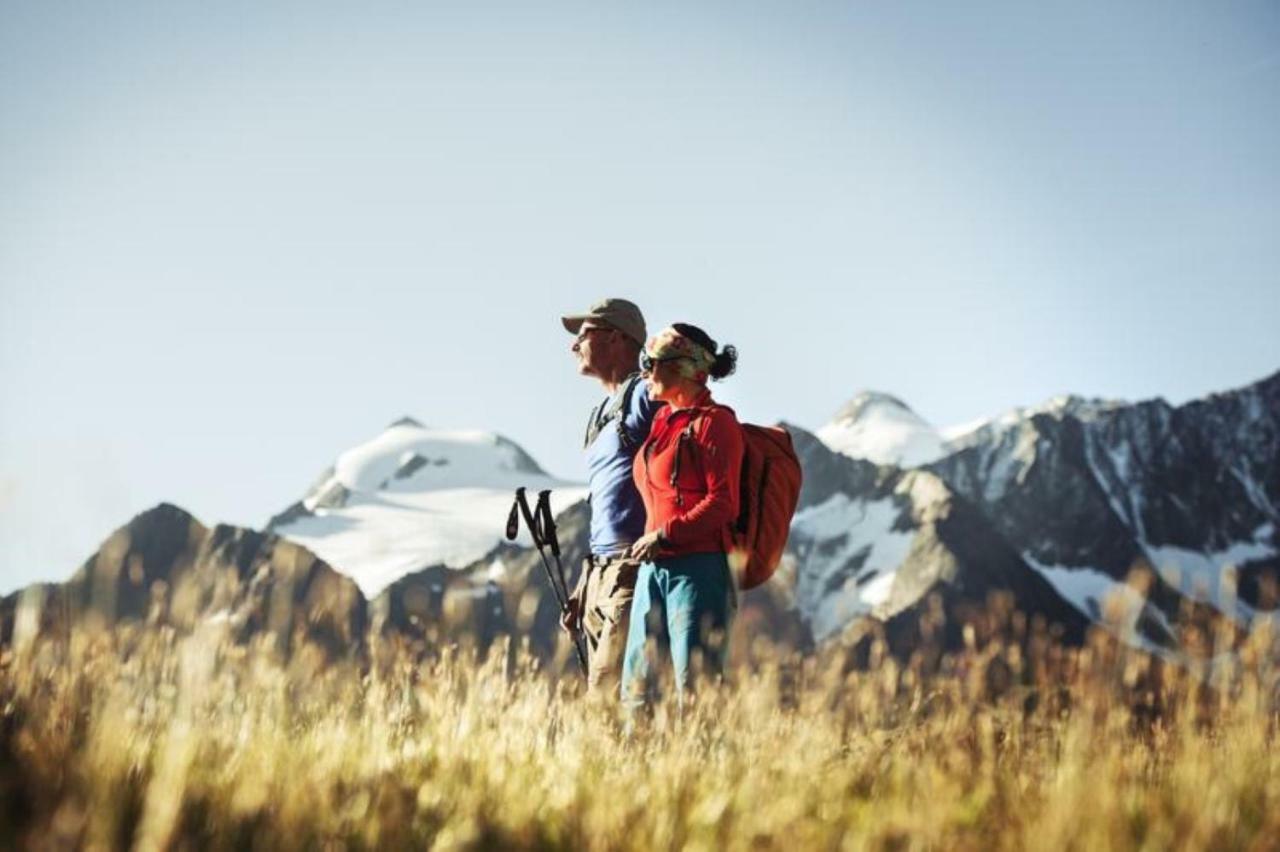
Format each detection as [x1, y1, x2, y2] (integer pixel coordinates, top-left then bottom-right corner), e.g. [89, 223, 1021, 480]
[560, 298, 660, 693]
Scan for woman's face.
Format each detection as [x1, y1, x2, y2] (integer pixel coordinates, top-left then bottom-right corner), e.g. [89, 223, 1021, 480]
[643, 358, 690, 403]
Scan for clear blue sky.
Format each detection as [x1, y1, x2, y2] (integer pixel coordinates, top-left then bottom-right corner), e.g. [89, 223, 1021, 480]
[2, 1, 1278, 594]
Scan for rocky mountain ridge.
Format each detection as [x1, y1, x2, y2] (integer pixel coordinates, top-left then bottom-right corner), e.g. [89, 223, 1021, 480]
[803, 369, 1278, 652]
[0, 504, 367, 661]
[3, 370, 1276, 663]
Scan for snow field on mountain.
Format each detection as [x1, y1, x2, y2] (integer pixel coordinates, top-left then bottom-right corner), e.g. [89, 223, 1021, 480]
[329, 426, 547, 493]
[1024, 558, 1149, 633]
[791, 493, 913, 641]
[1023, 557, 1173, 654]
[274, 423, 587, 597]
[1142, 524, 1276, 619]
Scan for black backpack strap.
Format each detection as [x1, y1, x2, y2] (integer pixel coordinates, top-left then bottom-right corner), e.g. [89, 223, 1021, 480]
[584, 372, 643, 449]
[612, 373, 643, 450]
[583, 396, 606, 449]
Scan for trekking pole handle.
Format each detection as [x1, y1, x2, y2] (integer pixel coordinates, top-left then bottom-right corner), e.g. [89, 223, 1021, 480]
[536, 490, 561, 558]
[514, 488, 544, 551]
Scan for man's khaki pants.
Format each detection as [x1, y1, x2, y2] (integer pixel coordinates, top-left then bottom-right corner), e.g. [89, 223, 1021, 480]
[571, 554, 640, 694]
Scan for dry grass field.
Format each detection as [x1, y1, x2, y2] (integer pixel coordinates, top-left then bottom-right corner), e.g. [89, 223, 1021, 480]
[1, 612, 1278, 851]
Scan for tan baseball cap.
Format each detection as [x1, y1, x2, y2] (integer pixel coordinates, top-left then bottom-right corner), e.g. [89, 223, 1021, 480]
[561, 298, 647, 346]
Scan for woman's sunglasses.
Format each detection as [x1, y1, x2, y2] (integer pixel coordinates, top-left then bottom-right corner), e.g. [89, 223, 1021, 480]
[638, 353, 690, 374]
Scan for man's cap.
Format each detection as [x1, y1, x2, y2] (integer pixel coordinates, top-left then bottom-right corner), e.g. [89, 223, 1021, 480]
[561, 298, 647, 346]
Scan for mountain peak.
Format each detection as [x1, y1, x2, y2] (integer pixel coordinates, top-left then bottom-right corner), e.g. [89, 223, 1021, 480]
[132, 502, 200, 526]
[1033, 394, 1125, 421]
[943, 394, 1129, 447]
[388, 415, 425, 429]
[818, 391, 944, 468]
[270, 421, 587, 596]
[829, 391, 919, 426]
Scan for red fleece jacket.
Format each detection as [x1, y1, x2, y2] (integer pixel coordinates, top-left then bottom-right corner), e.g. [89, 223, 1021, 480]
[632, 390, 744, 557]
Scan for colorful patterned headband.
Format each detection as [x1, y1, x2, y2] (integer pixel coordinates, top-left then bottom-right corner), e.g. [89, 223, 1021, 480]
[644, 326, 716, 381]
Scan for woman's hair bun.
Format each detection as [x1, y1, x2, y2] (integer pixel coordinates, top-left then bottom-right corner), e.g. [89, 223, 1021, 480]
[710, 344, 737, 381]
[672, 322, 737, 382]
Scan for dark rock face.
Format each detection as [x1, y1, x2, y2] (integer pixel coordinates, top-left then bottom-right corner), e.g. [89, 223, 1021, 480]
[933, 413, 1143, 574]
[0, 500, 594, 668]
[927, 370, 1280, 625]
[785, 425, 1089, 652]
[0, 504, 367, 661]
[797, 371, 1275, 654]
[785, 422, 880, 512]
[1238, 556, 1280, 610]
[913, 487, 1089, 644]
[265, 500, 311, 530]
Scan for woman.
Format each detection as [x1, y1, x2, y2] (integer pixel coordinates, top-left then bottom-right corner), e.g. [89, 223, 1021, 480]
[621, 323, 743, 712]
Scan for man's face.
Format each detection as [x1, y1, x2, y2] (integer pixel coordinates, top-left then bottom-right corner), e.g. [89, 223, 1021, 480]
[570, 324, 620, 377]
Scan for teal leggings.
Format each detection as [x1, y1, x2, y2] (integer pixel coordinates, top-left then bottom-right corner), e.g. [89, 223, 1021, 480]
[620, 551, 738, 710]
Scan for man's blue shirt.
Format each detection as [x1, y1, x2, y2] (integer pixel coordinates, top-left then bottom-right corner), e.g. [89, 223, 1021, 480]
[585, 376, 659, 556]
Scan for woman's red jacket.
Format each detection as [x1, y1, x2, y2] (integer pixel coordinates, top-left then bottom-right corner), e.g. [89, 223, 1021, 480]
[632, 389, 744, 558]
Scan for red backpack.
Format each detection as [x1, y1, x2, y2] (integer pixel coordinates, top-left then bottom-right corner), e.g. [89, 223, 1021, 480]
[677, 411, 803, 589]
[727, 424, 803, 589]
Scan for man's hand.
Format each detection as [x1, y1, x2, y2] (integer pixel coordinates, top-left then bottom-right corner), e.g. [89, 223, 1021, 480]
[627, 529, 664, 562]
[560, 598, 582, 634]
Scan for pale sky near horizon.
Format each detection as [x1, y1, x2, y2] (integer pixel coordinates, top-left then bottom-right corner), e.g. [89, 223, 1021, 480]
[2, 1, 1278, 595]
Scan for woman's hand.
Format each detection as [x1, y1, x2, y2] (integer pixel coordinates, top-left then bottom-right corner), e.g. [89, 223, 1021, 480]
[628, 530, 664, 562]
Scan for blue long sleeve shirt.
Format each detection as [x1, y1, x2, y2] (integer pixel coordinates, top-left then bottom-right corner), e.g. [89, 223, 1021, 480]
[584, 377, 660, 556]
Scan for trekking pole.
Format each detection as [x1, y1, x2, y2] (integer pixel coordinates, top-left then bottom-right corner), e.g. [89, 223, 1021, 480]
[533, 489, 594, 671]
[505, 487, 589, 675]
[534, 490, 568, 593]
[528, 489, 591, 675]
[522, 488, 589, 675]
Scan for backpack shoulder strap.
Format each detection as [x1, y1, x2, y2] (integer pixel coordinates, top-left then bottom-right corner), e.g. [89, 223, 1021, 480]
[583, 396, 607, 449]
[584, 372, 643, 449]
[612, 373, 644, 449]
[682, 404, 730, 443]
[669, 406, 716, 486]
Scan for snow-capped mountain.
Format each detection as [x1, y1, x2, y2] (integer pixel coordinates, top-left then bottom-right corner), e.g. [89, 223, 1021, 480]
[810, 371, 1279, 650]
[788, 424, 1087, 646]
[940, 395, 1127, 451]
[927, 371, 1279, 634]
[4, 372, 1275, 664]
[816, 392, 946, 467]
[266, 418, 587, 597]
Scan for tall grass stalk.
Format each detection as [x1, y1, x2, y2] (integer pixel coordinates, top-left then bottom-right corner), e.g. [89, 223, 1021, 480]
[1, 617, 1277, 850]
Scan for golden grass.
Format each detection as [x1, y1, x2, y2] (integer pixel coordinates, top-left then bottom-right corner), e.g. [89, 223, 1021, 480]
[1, 617, 1278, 851]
